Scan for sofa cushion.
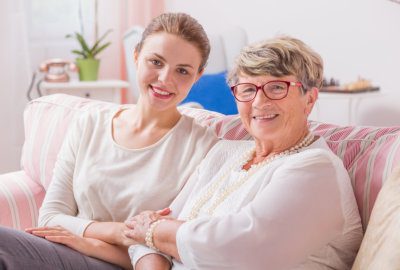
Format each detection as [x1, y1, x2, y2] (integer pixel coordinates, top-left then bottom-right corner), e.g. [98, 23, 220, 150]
[351, 162, 400, 269]
[180, 71, 238, 115]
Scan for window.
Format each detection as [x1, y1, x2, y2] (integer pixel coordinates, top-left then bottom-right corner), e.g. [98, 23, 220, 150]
[26, 0, 96, 68]
[28, 0, 95, 41]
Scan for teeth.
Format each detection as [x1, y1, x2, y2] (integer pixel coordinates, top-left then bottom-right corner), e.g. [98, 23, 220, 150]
[254, 114, 276, 119]
[153, 87, 171, 96]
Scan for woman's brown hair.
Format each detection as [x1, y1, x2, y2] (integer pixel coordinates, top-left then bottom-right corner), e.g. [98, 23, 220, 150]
[135, 13, 210, 73]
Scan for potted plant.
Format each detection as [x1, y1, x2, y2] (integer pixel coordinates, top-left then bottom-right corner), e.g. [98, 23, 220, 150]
[66, 30, 112, 81]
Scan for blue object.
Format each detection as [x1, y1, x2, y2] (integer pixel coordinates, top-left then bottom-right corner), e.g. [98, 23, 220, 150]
[181, 71, 238, 115]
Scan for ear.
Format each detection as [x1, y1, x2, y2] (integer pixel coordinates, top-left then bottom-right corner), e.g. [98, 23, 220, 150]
[133, 48, 139, 68]
[304, 87, 319, 116]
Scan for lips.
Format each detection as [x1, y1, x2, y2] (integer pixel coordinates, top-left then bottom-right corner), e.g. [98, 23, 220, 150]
[150, 85, 174, 98]
[253, 114, 278, 120]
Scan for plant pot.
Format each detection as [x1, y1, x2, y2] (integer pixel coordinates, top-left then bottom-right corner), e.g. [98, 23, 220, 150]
[76, 58, 100, 81]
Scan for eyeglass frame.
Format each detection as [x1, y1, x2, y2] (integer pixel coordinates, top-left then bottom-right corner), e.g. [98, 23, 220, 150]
[230, 80, 303, 102]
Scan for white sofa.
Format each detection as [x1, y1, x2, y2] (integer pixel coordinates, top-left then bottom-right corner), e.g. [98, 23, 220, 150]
[1, 93, 400, 268]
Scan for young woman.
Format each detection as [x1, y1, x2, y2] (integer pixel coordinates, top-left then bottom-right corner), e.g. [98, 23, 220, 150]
[0, 13, 218, 270]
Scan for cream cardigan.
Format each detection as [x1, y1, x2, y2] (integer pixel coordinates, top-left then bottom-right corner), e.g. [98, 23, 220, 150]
[38, 107, 218, 236]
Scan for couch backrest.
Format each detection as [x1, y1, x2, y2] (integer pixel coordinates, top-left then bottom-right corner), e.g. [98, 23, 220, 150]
[22, 94, 400, 230]
[309, 122, 400, 229]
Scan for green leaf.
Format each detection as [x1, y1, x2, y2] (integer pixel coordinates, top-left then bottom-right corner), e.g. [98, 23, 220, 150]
[92, 42, 111, 57]
[75, 32, 91, 55]
[71, 50, 86, 57]
[66, 28, 112, 59]
[91, 29, 113, 53]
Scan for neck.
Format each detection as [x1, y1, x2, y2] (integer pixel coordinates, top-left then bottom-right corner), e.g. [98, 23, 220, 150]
[131, 98, 182, 131]
[253, 129, 311, 164]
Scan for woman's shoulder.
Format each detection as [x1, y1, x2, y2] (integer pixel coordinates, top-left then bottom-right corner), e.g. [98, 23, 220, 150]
[76, 105, 122, 125]
[300, 136, 343, 165]
[70, 106, 123, 138]
[177, 114, 219, 140]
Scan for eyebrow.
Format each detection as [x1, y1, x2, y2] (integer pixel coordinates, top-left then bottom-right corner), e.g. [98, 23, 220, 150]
[153, 53, 195, 70]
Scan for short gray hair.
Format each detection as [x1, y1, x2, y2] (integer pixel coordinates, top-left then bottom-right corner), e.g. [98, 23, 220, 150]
[227, 36, 324, 92]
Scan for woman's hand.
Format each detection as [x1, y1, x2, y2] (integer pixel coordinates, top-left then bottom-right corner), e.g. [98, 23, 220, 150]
[26, 225, 97, 256]
[124, 208, 171, 245]
[27, 226, 134, 269]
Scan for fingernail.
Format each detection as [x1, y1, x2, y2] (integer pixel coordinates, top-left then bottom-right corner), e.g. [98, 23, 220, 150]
[160, 208, 171, 215]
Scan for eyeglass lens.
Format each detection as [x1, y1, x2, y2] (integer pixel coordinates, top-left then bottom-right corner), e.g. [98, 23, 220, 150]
[234, 81, 288, 101]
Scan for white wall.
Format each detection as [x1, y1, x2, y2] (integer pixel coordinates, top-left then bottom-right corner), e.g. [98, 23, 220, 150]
[1, 0, 398, 173]
[0, 0, 30, 173]
[166, 0, 400, 126]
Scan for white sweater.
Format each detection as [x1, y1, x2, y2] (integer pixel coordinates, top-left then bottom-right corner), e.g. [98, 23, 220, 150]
[130, 138, 363, 270]
[38, 107, 218, 236]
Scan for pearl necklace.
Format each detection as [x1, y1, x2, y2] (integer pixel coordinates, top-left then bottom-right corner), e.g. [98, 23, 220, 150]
[188, 133, 314, 220]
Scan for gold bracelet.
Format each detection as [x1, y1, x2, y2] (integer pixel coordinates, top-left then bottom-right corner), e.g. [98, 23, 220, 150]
[145, 219, 166, 251]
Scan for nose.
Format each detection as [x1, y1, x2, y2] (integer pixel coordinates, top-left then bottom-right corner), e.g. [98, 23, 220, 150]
[158, 67, 173, 85]
[252, 88, 272, 108]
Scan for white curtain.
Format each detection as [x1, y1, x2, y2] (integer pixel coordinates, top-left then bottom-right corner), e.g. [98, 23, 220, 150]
[0, 0, 31, 173]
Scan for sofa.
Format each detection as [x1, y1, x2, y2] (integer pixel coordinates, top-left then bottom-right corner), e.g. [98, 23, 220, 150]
[1, 93, 400, 268]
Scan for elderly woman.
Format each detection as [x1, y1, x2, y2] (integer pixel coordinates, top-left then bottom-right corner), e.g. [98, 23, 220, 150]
[124, 37, 363, 270]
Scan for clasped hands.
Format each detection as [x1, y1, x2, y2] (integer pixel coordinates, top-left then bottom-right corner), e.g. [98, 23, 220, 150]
[25, 208, 171, 255]
[124, 207, 172, 245]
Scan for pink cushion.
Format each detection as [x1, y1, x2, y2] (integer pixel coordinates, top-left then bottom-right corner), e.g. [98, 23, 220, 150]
[19, 94, 400, 230]
[309, 122, 400, 230]
[0, 171, 45, 230]
[22, 94, 118, 190]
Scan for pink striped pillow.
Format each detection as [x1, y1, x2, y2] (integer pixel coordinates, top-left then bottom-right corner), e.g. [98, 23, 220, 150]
[309, 121, 400, 229]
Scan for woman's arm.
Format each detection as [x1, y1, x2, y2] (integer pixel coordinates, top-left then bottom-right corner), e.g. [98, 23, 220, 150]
[124, 167, 203, 263]
[126, 152, 346, 269]
[84, 221, 136, 246]
[174, 153, 345, 269]
[38, 115, 91, 236]
[38, 115, 136, 247]
[26, 225, 132, 269]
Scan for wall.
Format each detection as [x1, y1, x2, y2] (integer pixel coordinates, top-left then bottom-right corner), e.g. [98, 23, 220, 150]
[165, 0, 400, 126]
[0, 0, 30, 173]
[1, 0, 398, 173]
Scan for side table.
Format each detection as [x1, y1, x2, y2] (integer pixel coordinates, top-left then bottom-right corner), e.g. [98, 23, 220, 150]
[316, 88, 382, 125]
[41, 80, 130, 103]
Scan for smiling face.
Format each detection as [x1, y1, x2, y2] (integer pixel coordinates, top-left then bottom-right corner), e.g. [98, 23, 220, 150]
[134, 32, 203, 112]
[237, 73, 318, 151]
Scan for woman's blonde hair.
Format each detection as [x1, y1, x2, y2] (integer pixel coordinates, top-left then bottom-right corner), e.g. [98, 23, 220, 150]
[227, 36, 323, 92]
[135, 13, 210, 73]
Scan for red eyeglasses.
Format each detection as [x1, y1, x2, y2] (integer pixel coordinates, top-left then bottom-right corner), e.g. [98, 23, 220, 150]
[230, 80, 303, 102]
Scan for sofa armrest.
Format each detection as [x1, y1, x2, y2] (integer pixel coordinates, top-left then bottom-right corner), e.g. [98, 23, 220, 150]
[0, 171, 45, 230]
[352, 162, 400, 269]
